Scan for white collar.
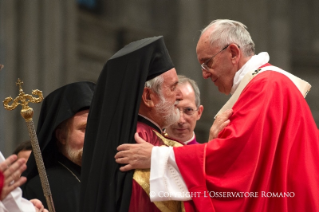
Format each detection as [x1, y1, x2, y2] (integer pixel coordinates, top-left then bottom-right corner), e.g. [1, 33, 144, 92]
[231, 52, 270, 94]
[183, 132, 195, 145]
[138, 114, 163, 134]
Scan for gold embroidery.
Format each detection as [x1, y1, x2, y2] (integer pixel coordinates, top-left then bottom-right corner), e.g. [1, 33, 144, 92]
[153, 131, 183, 147]
[252, 68, 261, 76]
[133, 130, 185, 212]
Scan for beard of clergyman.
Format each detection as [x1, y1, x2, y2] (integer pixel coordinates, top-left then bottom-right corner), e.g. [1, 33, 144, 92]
[65, 144, 83, 167]
[155, 92, 180, 129]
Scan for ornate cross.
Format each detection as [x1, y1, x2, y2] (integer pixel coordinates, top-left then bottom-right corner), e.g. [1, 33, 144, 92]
[3, 79, 56, 212]
[3, 78, 43, 120]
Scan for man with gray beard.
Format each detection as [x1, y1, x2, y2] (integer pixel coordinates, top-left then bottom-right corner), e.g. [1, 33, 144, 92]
[22, 81, 95, 212]
[130, 67, 185, 212]
[80, 36, 187, 212]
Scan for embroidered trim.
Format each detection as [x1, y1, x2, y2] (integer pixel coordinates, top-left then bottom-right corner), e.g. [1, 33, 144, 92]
[153, 131, 183, 147]
[132, 131, 185, 212]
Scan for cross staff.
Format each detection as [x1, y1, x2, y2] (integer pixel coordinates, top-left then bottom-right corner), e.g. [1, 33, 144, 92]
[3, 79, 56, 212]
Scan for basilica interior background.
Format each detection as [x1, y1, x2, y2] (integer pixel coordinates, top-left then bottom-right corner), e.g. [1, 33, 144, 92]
[0, 0, 318, 156]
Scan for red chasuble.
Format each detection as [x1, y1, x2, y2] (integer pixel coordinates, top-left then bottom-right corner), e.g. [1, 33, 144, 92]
[174, 70, 319, 212]
[130, 118, 185, 212]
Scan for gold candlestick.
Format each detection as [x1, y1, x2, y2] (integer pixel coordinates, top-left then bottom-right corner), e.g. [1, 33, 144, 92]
[3, 79, 55, 212]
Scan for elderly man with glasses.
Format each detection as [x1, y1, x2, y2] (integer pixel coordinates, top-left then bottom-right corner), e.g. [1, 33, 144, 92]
[115, 19, 319, 212]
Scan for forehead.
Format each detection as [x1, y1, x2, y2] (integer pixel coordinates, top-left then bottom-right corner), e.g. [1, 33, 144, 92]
[196, 29, 216, 61]
[161, 68, 178, 85]
[72, 109, 89, 122]
[178, 83, 196, 105]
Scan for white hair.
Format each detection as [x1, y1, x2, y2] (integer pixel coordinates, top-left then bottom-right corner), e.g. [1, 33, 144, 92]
[144, 75, 164, 94]
[201, 19, 255, 57]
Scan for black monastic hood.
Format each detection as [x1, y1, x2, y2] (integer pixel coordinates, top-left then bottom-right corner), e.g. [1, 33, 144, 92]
[79, 36, 174, 212]
[22, 81, 95, 182]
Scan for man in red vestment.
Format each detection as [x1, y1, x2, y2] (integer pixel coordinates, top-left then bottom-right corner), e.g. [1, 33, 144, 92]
[115, 19, 319, 212]
[130, 67, 186, 212]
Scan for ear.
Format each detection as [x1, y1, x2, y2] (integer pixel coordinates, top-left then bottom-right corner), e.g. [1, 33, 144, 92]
[141, 87, 155, 108]
[55, 128, 67, 145]
[196, 105, 204, 120]
[229, 44, 240, 64]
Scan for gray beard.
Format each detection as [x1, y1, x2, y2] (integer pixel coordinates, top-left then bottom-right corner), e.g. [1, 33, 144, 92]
[155, 95, 180, 128]
[65, 145, 83, 166]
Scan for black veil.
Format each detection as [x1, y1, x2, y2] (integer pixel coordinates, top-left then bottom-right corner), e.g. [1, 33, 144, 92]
[22, 81, 95, 182]
[79, 36, 174, 212]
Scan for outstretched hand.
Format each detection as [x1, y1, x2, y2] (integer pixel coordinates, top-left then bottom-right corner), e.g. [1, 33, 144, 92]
[209, 109, 233, 141]
[115, 133, 154, 171]
[0, 155, 27, 200]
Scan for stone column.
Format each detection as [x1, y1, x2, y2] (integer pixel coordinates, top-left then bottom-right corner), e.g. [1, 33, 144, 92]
[267, 0, 291, 71]
[0, 0, 77, 156]
[0, 0, 6, 152]
[1, 0, 20, 156]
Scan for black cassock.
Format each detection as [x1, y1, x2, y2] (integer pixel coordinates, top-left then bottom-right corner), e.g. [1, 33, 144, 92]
[23, 153, 81, 212]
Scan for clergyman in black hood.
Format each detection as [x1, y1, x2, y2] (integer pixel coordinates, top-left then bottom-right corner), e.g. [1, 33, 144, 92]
[80, 36, 187, 212]
[22, 81, 95, 212]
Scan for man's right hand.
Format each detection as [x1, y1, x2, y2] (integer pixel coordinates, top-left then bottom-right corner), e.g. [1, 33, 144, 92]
[115, 133, 154, 171]
[209, 109, 233, 141]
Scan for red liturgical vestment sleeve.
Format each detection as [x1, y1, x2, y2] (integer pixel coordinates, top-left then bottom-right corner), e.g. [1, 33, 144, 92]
[174, 71, 319, 212]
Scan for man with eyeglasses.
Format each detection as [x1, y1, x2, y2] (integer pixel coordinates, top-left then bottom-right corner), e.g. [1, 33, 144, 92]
[165, 75, 229, 145]
[115, 19, 319, 212]
[165, 75, 204, 145]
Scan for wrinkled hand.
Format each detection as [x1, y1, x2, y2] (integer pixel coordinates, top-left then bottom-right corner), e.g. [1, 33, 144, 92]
[0, 155, 27, 200]
[115, 133, 154, 171]
[30, 199, 48, 212]
[209, 109, 233, 141]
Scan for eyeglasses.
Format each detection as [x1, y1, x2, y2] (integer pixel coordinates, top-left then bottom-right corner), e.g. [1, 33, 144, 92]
[201, 44, 230, 71]
[178, 107, 198, 116]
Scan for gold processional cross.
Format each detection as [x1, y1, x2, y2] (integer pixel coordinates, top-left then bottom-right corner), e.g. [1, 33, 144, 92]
[3, 79, 56, 212]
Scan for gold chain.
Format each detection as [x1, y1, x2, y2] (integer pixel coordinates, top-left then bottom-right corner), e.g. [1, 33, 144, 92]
[57, 161, 81, 183]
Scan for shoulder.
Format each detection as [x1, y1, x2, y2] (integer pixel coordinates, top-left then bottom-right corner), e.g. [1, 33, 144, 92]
[254, 70, 291, 83]
[136, 122, 156, 137]
[137, 121, 152, 131]
[25, 165, 68, 188]
[137, 122, 165, 145]
[245, 70, 297, 94]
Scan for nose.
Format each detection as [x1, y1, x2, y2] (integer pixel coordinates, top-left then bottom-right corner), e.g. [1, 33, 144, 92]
[175, 87, 183, 101]
[202, 69, 211, 79]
